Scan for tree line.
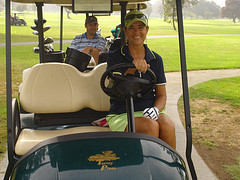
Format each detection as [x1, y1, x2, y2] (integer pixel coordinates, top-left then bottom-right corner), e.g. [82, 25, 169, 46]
[221, 0, 240, 23]
[1, 0, 239, 27]
[148, 0, 240, 30]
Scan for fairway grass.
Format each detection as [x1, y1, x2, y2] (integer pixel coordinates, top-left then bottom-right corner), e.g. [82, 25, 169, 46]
[147, 36, 240, 71]
[1, 35, 239, 72]
[1, 11, 240, 43]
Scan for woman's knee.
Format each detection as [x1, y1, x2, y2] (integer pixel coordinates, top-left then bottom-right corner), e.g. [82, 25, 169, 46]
[135, 117, 159, 137]
[158, 114, 175, 133]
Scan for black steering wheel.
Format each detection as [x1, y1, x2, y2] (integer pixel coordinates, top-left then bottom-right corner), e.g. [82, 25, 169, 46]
[101, 63, 156, 100]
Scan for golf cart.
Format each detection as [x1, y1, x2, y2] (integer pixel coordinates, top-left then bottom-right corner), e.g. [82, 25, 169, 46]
[10, 12, 27, 26]
[4, 0, 197, 179]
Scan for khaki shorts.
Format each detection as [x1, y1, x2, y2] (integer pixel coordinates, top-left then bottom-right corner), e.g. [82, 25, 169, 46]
[106, 109, 167, 132]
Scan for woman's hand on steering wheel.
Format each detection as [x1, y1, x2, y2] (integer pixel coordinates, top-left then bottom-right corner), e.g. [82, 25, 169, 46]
[132, 59, 150, 73]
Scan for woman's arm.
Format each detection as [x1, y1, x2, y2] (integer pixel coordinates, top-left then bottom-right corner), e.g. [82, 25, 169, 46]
[153, 85, 167, 112]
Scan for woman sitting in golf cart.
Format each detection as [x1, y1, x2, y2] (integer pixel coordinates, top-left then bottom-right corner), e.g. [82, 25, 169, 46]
[106, 10, 176, 149]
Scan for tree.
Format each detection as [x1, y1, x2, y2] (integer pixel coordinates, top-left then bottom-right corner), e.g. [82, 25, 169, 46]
[158, 2, 164, 18]
[163, 0, 198, 30]
[143, 2, 153, 18]
[184, 0, 220, 19]
[14, 4, 28, 12]
[65, 8, 72, 19]
[221, 0, 240, 23]
[0, 1, 4, 12]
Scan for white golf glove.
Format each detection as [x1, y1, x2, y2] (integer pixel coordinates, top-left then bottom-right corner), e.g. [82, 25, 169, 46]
[143, 107, 160, 121]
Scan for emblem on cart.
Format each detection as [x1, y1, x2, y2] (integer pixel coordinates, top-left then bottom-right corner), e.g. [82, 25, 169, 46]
[88, 151, 120, 170]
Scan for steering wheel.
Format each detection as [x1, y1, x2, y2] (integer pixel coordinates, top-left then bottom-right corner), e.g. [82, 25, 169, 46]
[101, 63, 156, 100]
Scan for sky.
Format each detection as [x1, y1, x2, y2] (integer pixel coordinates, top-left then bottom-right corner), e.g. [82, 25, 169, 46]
[207, 0, 225, 7]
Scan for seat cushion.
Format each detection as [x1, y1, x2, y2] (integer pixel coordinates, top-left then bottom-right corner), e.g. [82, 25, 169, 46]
[15, 126, 110, 156]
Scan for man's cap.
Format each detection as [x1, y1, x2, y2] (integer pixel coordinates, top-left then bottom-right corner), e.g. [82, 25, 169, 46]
[85, 16, 98, 24]
[124, 10, 148, 28]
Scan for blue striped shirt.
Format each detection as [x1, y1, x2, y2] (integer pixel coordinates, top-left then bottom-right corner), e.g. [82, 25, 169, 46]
[70, 32, 106, 52]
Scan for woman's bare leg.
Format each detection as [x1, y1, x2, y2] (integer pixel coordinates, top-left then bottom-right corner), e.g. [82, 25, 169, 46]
[126, 117, 159, 138]
[157, 114, 176, 149]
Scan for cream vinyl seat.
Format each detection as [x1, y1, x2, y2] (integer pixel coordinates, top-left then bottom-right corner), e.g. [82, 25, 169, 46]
[15, 62, 110, 156]
[20, 63, 110, 113]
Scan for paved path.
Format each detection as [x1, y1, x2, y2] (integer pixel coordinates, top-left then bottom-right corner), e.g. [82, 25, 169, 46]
[0, 69, 239, 179]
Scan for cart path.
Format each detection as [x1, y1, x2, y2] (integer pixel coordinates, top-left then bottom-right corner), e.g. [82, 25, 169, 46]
[1, 34, 240, 47]
[165, 69, 240, 180]
[0, 69, 239, 180]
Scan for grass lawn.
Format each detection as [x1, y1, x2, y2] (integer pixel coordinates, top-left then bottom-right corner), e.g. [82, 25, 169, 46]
[1, 11, 240, 43]
[149, 36, 240, 71]
[223, 157, 240, 180]
[188, 76, 240, 107]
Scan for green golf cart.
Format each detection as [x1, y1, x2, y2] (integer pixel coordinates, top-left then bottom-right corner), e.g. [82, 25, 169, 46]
[4, 0, 197, 179]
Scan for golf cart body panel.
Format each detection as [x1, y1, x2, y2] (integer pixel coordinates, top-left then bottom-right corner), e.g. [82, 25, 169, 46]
[11, 18, 27, 26]
[12, 133, 187, 180]
[10, 12, 27, 26]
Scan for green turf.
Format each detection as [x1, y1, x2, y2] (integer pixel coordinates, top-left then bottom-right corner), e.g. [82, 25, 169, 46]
[223, 157, 240, 180]
[1, 12, 240, 43]
[189, 76, 240, 107]
[147, 36, 240, 71]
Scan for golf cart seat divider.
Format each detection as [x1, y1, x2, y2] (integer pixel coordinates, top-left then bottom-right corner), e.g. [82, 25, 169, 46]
[15, 126, 110, 156]
[15, 62, 111, 156]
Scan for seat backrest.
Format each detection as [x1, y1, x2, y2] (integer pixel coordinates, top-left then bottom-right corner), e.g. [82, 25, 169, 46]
[20, 63, 110, 113]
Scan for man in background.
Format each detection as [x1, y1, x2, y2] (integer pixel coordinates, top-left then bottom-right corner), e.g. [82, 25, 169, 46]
[70, 16, 106, 64]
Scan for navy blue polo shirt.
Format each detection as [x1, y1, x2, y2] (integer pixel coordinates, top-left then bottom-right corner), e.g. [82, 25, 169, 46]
[107, 44, 166, 115]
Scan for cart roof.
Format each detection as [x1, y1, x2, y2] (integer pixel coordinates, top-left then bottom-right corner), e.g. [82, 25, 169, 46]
[63, 3, 147, 11]
[11, 0, 149, 4]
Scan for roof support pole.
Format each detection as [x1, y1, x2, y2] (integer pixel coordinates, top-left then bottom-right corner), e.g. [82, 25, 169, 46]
[176, 0, 197, 179]
[5, 0, 12, 135]
[120, 1, 127, 46]
[137, 3, 140, 11]
[36, 2, 45, 63]
[60, 6, 63, 51]
[5, 0, 13, 179]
